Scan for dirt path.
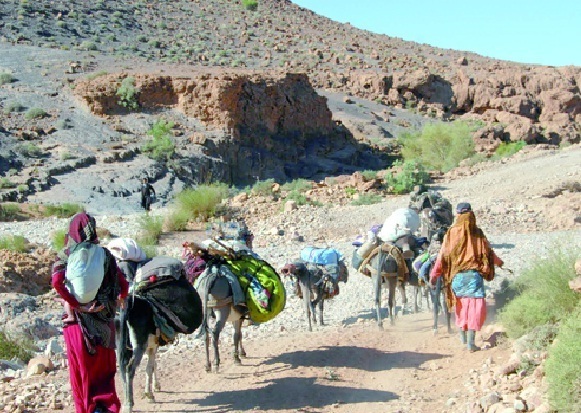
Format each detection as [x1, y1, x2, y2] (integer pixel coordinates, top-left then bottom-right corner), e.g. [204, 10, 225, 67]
[94, 309, 508, 413]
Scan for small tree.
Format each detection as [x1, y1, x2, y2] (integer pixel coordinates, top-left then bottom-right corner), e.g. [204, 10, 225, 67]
[116, 77, 139, 110]
[141, 118, 175, 162]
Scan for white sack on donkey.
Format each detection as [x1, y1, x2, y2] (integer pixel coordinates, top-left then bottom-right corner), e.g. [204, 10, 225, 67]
[377, 208, 420, 243]
[107, 237, 147, 262]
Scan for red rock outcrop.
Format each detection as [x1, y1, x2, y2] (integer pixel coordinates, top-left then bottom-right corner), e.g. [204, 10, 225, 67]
[74, 71, 335, 139]
[73, 70, 369, 185]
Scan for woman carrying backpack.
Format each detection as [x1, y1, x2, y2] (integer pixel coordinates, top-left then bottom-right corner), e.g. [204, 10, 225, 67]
[52, 212, 129, 413]
[429, 203, 503, 352]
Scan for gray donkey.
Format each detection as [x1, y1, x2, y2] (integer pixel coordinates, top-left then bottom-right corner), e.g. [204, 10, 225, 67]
[281, 262, 338, 331]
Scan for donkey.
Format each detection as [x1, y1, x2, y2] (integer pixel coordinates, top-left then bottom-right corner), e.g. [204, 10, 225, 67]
[281, 262, 338, 331]
[431, 276, 452, 334]
[116, 276, 203, 413]
[362, 234, 419, 328]
[183, 242, 250, 373]
[196, 261, 247, 373]
[116, 296, 159, 413]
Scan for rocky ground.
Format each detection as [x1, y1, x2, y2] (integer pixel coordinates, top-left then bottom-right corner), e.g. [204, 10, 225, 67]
[0, 144, 579, 412]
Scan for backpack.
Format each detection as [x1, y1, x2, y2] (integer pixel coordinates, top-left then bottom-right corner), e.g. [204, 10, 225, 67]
[65, 242, 106, 303]
[300, 247, 348, 283]
[134, 256, 184, 290]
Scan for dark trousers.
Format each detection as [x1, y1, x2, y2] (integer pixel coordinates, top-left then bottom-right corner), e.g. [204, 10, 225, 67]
[141, 196, 151, 211]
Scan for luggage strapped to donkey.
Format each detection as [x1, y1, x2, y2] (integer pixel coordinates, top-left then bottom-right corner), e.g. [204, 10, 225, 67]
[128, 256, 203, 345]
[299, 247, 349, 283]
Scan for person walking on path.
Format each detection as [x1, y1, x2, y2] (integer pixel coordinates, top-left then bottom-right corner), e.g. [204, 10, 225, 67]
[140, 177, 156, 211]
[51, 212, 129, 413]
[429, 202, 503, 352]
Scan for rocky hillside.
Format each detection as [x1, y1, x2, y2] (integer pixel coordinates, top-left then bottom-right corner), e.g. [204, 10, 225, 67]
[0, 0, 579, 212]
[0, 0, 578, 142]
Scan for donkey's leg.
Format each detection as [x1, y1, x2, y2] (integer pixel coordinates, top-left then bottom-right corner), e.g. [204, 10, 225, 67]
[126, 345, 145, 409]
[204, 313, 212, 373]
[432, 283, 439, 334]
[317, 294, 324, 326]
[143, 335, 158, 401]
[117, 335, 132, 412]
[374, 253, 384, 329]
[373, 272, 383, 329]
[398, 282, 407, 315]
[413, 285, 420, 314]
[212, 307, 229, 373]
[232, 317, 243, 365]
[239, 324, 246, 358]
[388, 277, 398, 326]
[301, 279, 313, 331]
[442, 283, 453, 334]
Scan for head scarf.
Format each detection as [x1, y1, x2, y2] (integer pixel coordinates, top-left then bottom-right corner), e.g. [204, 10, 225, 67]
[55, 212, 99, 269]
[440, 211, 494, 284]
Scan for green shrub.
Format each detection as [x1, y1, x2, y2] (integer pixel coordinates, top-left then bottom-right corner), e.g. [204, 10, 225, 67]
[492, 141, 527, 160]
[385, 160, 430, 194]
[136, 214, 163, 245]
[80, 41, 97, 51]
[3, 101, 25, 114]
[16, 184, 28, 193]
[0, 203, 20, 219]
[546, 305, 581, 412]
[351, 193, 383, 205]
[499, 249, 579, 339]
[0, 72, 15, 85]
[250, 178, 276, 196]
[51, 229, 66, 251]
[60, 151, 75, 160]
[173, 184, 230, 223]
[148, 39, 161, 48]
[361, 170, 378, 180]
[0, 330, 34, 362]
[24, 107, 47, 120]
[345, 187, 357, 197]
[164, 209, 191, 232]
[42, 203, 84, 218]
[280, 178, 312, 193]
[0, 235, 28, 252]
[116, 77, 139, 110]
[86, 70, 108, 81]
[242, 0, 258, 11]
[17, 143, 43, 158]
[141, 118, 175, 162]
[140, 244, 158, 259]
[0, 178, 15, 189]
[399, 121, 476, 172]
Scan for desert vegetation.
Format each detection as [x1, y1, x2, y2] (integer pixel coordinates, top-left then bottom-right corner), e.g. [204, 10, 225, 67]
[499, 250, 581, 410]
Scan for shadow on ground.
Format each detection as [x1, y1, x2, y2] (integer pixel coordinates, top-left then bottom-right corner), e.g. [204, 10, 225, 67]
[184, 376, 397, 412]
[262, 345, 448, 372]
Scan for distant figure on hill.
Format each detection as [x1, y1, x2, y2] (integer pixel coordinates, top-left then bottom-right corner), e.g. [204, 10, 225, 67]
[140, 177, 156, 211]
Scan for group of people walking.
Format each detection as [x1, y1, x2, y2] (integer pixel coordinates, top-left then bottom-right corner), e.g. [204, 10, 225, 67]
[51, 197, 503, 412]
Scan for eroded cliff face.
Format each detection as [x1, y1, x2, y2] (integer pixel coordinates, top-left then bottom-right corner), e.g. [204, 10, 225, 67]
[74, 71, 374, 185]
[309, 65, 581, 144]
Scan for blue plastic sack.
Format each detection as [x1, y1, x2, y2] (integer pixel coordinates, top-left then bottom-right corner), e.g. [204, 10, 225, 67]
[300, 247, 342, 265]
